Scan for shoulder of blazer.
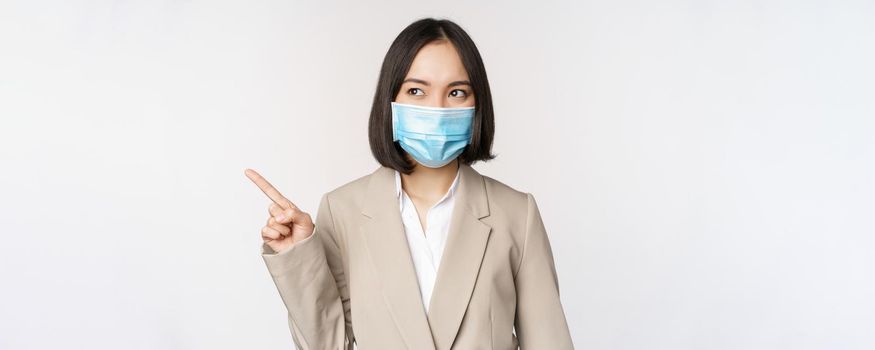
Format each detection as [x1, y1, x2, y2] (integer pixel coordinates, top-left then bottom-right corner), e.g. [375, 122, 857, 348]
[479, 172, 531, 219]
[316, 169, 374, 220]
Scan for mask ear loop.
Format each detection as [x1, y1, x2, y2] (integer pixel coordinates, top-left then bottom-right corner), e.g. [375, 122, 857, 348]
[391, 102, 398, 142]
[467, 108, 475, 145]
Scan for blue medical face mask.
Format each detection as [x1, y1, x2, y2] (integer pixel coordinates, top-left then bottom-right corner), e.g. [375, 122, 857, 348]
[391, 101, 475, 168]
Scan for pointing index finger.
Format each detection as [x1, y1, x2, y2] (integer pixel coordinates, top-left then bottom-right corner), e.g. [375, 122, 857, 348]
[244, 168, 296, 209]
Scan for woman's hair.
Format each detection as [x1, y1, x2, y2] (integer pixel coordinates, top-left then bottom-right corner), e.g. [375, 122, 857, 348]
[368, 18, 497, 174]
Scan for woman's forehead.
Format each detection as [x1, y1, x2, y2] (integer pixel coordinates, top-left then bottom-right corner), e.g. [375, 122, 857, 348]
[405, 41, 469, 83]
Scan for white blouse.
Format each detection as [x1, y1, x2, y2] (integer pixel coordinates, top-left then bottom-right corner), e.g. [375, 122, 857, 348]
[393, 167, 460, 315]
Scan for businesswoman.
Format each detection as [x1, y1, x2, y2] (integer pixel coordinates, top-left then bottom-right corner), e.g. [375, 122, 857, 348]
[245, 18, 573, 350]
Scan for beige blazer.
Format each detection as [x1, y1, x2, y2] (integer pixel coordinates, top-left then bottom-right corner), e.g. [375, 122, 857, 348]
[261, 163, 574, 349]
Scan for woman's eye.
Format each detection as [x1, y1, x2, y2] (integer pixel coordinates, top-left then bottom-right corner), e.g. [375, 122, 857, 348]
[407, 88, 425, 96]
[450, 89, 468, 98]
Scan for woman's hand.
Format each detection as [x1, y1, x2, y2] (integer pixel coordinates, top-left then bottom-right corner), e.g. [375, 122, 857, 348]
[244, 168, 315, 253]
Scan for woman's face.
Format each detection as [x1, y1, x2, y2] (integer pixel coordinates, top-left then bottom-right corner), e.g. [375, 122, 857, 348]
[394, 40, 476, 108]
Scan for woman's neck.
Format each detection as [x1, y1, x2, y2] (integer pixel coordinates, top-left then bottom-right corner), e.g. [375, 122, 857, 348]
[399, 158, 460, 201]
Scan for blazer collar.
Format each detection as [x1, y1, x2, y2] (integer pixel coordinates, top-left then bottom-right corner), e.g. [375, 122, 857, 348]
[360, 162, 492, 350]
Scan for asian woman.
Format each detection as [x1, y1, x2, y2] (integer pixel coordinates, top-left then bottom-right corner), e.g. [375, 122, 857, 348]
[245, 17, 573, 350]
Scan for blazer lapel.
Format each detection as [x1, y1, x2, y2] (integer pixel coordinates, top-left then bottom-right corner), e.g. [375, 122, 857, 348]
[359, 163, 492, 350]
[360, 165, 436, 350]
[426, 163, 492, 350]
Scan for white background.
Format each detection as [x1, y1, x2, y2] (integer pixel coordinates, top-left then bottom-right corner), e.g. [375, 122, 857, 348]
[1, 0, 873, 349]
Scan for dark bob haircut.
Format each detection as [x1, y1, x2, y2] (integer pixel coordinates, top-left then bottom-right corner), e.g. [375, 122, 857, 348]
[368, 18, 497, 174]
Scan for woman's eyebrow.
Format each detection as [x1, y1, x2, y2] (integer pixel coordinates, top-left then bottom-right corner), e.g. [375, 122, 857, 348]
[402, 78, 471, 87]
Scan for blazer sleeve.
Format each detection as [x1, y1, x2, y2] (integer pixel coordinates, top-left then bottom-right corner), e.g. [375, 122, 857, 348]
[514, 192, 575, 349]
[261, 193, 355, 350]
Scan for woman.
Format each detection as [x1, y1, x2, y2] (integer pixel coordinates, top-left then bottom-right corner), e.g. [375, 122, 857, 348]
[245, 18, 573, 350]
